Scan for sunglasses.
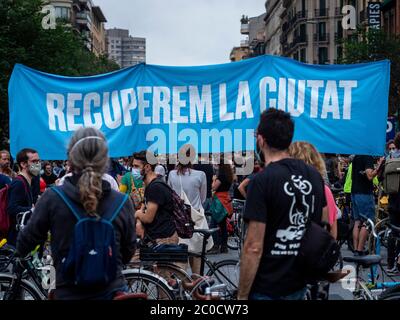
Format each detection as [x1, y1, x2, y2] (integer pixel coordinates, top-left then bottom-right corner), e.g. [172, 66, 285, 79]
[389, 148, 396, 151]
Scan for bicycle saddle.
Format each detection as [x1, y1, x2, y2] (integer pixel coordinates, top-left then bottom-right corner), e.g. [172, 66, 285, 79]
[343, 255, 381, 268]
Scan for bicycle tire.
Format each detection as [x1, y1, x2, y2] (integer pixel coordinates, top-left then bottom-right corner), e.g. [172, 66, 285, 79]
[227, 235, 240, 250]
[206, 259, 239, 299]
[123, 269, 175, 300]
[368, 218, 389, 254]
[0, 274, 45, 300]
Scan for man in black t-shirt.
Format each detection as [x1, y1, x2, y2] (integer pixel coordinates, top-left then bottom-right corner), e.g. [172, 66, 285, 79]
[238, 109, 328, 301]
[41, 162, 57, 187]
[133, 151, 176, 242]
[351, 155, 383, 255]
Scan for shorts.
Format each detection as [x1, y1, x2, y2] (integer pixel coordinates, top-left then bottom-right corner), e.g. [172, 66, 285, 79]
[351, 194, 375, 222]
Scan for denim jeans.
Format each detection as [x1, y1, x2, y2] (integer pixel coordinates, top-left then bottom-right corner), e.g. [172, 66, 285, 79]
[249, 287, 307, 300]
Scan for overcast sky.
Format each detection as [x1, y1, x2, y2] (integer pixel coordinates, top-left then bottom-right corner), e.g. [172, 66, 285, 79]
[94, 0, 265, 66]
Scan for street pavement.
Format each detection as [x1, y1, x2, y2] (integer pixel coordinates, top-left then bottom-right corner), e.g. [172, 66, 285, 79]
[207, 243, 400, 300]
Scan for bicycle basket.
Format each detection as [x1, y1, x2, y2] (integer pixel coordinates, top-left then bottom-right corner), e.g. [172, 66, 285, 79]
[139, 243, 189, 262]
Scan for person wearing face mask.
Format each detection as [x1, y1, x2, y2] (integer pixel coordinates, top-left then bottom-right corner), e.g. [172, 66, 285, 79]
[6, 148, 40, 246]
[133, 151, 177, 245]
[119, 155, 145, 211]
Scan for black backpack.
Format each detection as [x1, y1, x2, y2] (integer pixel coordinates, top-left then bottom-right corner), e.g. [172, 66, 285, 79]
[151, 180, 195, 239]
[283, 171, 339, 281]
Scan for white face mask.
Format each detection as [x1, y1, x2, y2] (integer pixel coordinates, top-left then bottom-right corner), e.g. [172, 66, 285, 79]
[131, 168, 142, 179]
[29, 163, 41, 177]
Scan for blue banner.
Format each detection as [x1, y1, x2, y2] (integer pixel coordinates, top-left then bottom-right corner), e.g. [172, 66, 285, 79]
[9, 55, 390, 159]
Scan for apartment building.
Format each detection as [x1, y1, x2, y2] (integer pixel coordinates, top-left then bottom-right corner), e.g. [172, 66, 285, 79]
[45, 0, 107, 55]
[106, 28, 146, 68]
[264, 0, 285, 55]
[382, 0, 400, 35]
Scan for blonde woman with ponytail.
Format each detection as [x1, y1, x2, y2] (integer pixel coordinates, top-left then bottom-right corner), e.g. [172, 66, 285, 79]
[289, 142, 338, 239]
[16, 128, 137, 300]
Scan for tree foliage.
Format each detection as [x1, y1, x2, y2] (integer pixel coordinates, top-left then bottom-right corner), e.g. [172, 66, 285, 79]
[0, 0, 120, 149]
[340, 27, 400, 117]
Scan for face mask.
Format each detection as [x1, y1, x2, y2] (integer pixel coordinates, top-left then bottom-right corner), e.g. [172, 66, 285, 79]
[29, 163, 41, 177]
[131, 168, 142, 180]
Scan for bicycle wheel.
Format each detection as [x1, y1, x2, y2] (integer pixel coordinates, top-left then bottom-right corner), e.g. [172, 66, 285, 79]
[123, 269, 175, 300]
[227, 233, 240, 250]
[0, 275, 44, 300]
[368, 218, 389, 254]
[0, 246, 14, 273]
[206, 259, 239, 299]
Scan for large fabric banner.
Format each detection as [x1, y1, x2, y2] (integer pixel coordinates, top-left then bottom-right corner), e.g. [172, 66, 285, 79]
[9, 55, 390, 159]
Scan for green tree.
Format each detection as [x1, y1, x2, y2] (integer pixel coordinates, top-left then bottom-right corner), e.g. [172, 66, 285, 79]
[0, 0, 120, 149]
[340, 27, 400, 117]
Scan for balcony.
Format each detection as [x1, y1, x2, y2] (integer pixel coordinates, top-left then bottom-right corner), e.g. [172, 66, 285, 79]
[284, 10, 308, 34]
[240, 39, 249, 47]
[314, 33, 330, 42]
[315, 8, 328, 17]
[75, 11, 91, 29]
[295, 35, 308, 45]
[240, 23, 249, 35]
[287, 35, 308, 53]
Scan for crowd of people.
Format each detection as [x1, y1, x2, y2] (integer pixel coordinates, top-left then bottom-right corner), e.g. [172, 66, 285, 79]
[0, 108, 399, 300]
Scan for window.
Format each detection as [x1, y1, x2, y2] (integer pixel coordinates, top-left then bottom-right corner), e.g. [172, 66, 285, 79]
[300, 48, 307, 62]
[299, 23, 306, 41]
[55, 6, 71, 20]
[318, 47, 328, 64]
[318, 22, 326, 41]
[337, 20, 343, 39]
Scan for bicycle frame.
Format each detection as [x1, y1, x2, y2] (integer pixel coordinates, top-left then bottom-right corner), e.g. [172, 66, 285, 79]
[2, 257, 47, 300]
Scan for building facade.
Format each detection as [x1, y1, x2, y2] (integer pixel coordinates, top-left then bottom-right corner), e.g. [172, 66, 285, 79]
[382, 0, 400, 35]
[106, 28, 146, 68]
[279, 0, 380, 64]
[45, 0, 107, 55]
[264, 0, 284, 55]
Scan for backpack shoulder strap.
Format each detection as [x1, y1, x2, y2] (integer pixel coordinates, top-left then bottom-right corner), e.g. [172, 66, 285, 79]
[15, 175, 29, 196]
[51, 187, 84, 221]
[151, 179, 172, 191]
[102, 192, 129, 223]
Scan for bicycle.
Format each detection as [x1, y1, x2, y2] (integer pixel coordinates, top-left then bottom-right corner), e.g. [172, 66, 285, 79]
[227, 199, 247, 252]
[0, 250, 48, 300]
[129, 228, 239, 300]
[343, 216, 400, 300]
